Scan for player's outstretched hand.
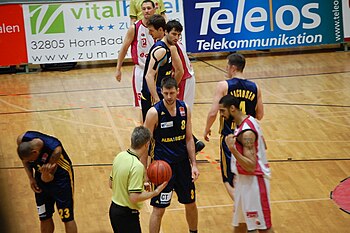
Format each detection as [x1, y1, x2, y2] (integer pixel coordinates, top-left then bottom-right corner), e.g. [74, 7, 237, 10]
[41, 163, 57, 174]
[40, 163, 57, 182]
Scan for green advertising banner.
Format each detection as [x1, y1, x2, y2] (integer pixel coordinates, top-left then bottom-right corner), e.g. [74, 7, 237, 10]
[22, 0, 184, 64]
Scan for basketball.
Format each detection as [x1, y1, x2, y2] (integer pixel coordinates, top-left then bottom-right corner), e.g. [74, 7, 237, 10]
[147, 160, 172, 185]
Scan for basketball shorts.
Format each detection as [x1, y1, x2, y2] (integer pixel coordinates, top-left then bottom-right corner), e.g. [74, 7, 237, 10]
[177, 76, 195, 110]
[140, 90, 163, 122]
[35, 172, 74, 222]
[140, 92, 152, 122]
[232, 174, 272, 231]
[151, 159, 195, 208]
[132, 65, 144, 108]
[109, 202, 141, 233]
[220, 135, 234, 187]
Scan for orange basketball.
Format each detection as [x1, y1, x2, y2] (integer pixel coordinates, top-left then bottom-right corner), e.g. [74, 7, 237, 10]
[147, 160, 172, 185]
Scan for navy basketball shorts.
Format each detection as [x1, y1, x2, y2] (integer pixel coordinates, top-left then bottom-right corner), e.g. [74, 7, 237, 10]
[151, 158, 196, 208]
[141, 92, 152, 122]
[220, 135, 235, 187]
[35, 174, 74, 222]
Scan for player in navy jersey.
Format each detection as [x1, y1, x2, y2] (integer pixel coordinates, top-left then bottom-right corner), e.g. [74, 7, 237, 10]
[142, 16, 205, 154]
[143, 77, 199, 233]
[203, 53, 264, 200]
[140, 15, 183, 121]
[17, 131, 77, 233]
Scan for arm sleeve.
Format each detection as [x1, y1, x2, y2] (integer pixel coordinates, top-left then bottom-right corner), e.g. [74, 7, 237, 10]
[128, 164, 144, 193]
[23, 131, 61, 150]
[45, 137, 61, 151]
[110, 157, 118, 182]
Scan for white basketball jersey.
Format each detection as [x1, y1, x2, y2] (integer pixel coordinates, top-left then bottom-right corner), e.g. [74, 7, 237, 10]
[131, 20, 154, 68]
[231, 116, 271, 178]
[176, 41, 194, 80]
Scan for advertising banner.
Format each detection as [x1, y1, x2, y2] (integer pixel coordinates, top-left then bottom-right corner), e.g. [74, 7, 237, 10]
[183, 0, 344, 53]
[22, 0, 184, 64]
[0, 4, 28, 66]
[342, 0, 350, 41]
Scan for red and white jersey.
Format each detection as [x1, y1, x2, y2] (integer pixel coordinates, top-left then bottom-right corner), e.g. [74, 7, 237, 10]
[131, 20, 154, 68]
[231, 116, 271, 178]
[175, 41, 194, 80]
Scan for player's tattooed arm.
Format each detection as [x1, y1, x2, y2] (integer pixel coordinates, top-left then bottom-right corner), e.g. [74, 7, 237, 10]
[241, 131, 257, 172]
[226, 130, 257, 173]
[243, 136, 255, 157]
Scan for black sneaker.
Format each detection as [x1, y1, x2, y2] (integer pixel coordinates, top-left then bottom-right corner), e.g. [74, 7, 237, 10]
[195, 140, 205, 154]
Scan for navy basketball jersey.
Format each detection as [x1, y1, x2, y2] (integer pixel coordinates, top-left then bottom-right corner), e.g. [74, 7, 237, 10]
[141, 40, 172, 100]
[220, 78, 258, 135]
[21, 131, 72, 181]
[151, 100, 188, 164]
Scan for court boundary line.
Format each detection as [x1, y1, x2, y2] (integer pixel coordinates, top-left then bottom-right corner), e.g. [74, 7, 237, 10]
[1, 101, 350, 115]
[2, 158, 350, 170]
[194, 102, 350, 108]
[0, 86, 129, 97]
[101, 100, 126, 150]
[195, 57, 350, 81]
[1, 69, 349, 98]
[165, 197, 331, 212]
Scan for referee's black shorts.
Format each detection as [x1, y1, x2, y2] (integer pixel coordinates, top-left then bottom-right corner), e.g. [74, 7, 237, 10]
[109, 202, 141, 233]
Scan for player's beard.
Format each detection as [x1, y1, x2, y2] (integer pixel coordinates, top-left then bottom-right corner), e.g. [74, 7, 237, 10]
[164, 98, 175, 106]
[166, 36, 175, 45]
[225, 115, 234, 125]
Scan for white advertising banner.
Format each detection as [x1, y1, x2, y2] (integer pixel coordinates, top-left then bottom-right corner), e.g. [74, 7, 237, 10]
[23, 0, 184, 64]
[342, 0, 350, 40]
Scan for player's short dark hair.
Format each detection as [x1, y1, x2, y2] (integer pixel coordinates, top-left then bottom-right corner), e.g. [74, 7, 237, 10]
[161, 77, 178, 90]
[165, 20, 183, 33]
[142, 0, 155, 8]
[17, 141, 33, 160]
[148, 14, 166, 30]
[131, 126, 151, 149]
[219, 95, 240, 109]
[227, 53, 246, 72]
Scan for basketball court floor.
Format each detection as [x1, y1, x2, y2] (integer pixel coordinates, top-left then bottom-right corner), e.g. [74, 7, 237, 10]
[0, 49, 350, 232]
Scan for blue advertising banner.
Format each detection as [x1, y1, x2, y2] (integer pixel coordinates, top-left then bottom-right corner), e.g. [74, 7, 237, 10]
[183, 0, 344, 52]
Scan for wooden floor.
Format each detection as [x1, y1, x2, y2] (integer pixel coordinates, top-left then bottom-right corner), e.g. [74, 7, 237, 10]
[1, 50, 350, 233]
